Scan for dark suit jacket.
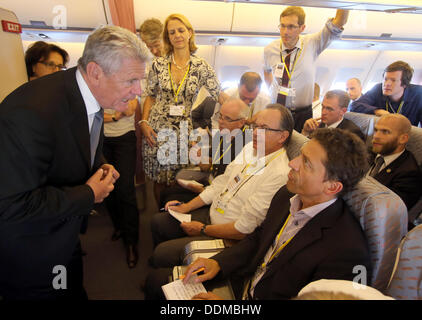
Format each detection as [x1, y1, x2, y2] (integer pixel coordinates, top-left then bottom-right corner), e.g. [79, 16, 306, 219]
[191, 96, 217, 129]
[320, 118, 365, 140]
[213, 186, 371, 300]
[373, 150, 422, 213]
[0, 67, 104, 298]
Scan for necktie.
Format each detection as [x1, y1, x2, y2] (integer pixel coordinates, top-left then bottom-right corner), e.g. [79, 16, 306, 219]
[276, 48, 295, 106]
[370, 156, 384, 177]
[90, 109, 104, 167]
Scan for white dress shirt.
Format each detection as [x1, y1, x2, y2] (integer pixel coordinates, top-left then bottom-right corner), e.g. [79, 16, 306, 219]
[75, 68, 101, 133]
[264, 19, 343, 108]
[199, 141, 290, 234]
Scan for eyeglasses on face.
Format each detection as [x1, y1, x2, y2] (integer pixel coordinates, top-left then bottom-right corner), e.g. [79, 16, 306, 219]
[278, 24, 300, 31]
[216, 111, 242, 123]
[38, 61, 66, 70]
[250, 123, 283, 132]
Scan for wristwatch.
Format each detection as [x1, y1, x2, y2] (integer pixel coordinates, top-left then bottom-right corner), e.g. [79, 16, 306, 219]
[112, 116, 118, 122]
[200, 224, 208, 236]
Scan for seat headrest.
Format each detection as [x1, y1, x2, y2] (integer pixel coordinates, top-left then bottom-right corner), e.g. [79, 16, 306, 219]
[286, 130, 309, 161]
[343, 176, 408, 292]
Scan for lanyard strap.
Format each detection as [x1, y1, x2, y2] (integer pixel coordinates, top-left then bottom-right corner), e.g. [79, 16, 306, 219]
[279, 40, 303, 83]
[219, 149, 286, 200]
[211, 127, 246, 170]
[261, 213, 293, 268]
[168, 62, 190, 104]
[386, 100, 404, 114]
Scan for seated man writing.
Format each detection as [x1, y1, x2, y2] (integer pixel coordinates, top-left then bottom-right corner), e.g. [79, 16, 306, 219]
[150, 104, 293, 267]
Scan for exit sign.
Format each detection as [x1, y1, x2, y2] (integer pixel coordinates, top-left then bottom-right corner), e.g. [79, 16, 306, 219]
[2, 20, 22, 33]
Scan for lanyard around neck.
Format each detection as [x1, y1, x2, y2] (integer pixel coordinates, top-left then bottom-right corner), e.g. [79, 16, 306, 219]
[168, 61, 190, 104]
[211, 127, 246, 171]
[386, 99, 404, 114]
[261, 213, 293, 268]
[220, 148, 286, 201]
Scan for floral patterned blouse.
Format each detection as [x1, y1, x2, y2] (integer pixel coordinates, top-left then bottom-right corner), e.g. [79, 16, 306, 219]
[143, 54, 220, 185]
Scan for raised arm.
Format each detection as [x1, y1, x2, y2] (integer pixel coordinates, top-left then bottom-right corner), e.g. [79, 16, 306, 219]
[332, 9, 349, 29]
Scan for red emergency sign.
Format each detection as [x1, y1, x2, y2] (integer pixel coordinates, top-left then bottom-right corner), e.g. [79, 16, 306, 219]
[2, 20, 22, 33]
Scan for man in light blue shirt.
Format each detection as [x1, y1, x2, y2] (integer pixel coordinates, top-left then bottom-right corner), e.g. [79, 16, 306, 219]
[264, 6, 349, 132]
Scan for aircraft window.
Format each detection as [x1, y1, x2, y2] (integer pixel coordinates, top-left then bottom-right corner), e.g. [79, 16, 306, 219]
[413, 70, 422, 86]
[330, 67, 363, 91]
[365, 69, 384, 92]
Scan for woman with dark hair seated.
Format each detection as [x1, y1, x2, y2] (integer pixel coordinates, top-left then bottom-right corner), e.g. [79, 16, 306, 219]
[25, 41, 69, 80]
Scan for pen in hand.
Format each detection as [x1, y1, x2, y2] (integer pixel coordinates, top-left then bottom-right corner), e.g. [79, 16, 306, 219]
[179, 267, 205, 280]
[160, 202, 183, 211]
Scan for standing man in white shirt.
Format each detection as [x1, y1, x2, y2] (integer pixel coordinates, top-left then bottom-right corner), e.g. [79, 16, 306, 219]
[263, 6, 349, 132]
[149, 104, 293, 268]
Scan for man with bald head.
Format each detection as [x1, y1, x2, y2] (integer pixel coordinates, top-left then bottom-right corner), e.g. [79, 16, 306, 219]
[369, 113, 422, 228]
[225, 72, 271, 118]
[158, 99, 249, 208]
[346, 78, 362, 102]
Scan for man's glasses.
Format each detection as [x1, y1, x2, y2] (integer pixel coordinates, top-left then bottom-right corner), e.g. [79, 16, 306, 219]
[250, 123, 283, 132]
[216, 111, 242, 123]
[39, 61, 66, 70]
[278, 24, 300, 31]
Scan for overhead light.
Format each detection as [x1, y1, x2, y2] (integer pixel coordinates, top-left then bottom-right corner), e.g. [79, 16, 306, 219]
[30, 20, 47, 27]
[38, 33, 49, 39]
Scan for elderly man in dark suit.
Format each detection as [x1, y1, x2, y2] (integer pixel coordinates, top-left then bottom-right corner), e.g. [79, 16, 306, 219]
[145, 128, 371, 300]
[302, 89, 364, 140]
[368, 113, 422, 230]
[0, 26, 149, 300]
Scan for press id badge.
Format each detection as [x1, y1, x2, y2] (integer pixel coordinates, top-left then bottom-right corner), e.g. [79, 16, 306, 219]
[273, 63, 285, 79]
[169, 105, 185, 116]
[278, 86, 296, 97]
[215, 197, 228, 215]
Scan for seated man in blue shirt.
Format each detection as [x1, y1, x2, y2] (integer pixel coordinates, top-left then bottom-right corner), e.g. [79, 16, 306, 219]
[351, 61, 422, 127]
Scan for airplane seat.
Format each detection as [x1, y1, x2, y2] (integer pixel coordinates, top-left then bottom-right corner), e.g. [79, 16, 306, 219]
[344, 112, 376, 142]
[286, 130, 309, 160]
[402, 126, 422, 226]
[386, 224, 422, 300]
[342, 176, 408, 293]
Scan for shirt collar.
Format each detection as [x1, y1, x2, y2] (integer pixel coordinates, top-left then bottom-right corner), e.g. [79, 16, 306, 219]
[280, 36, 302, 52]
[327, 117, 344, 129]
[289, 194, 337, 219]
[76, 68, 101, 116]
[376, 149, 405, 168]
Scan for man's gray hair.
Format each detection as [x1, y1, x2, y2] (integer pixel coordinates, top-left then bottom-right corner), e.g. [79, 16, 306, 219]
[324, 90, 350, 110]
[78, 25, 150, 74]
[265, 103, 294, 144]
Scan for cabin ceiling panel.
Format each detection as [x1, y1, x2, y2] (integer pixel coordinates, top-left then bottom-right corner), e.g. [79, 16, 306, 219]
[134, 0, 233, 32]
[0, 0, 108, 28]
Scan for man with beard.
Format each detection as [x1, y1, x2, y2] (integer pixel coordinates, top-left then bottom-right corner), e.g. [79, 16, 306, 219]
[369, 113, 422, 229]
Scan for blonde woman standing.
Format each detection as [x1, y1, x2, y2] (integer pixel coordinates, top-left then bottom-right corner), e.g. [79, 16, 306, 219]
[140, 13, 221, 205]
